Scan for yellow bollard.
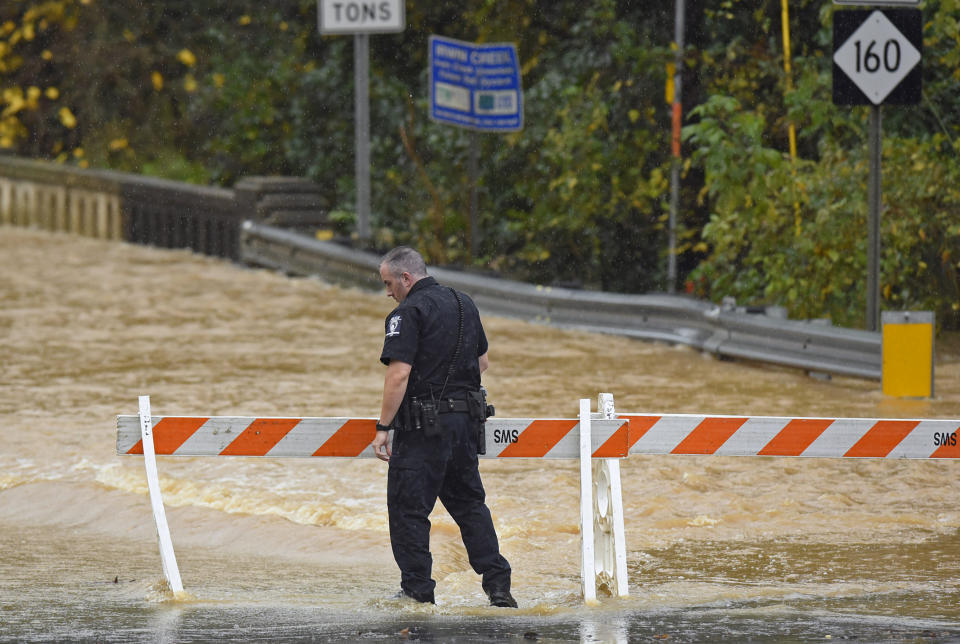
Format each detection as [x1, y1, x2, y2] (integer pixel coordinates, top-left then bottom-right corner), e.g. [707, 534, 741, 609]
[882, 311, 934, 398]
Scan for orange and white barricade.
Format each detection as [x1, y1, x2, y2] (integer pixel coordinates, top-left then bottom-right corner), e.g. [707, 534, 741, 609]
[116, 412, 631, 459]
[117, 395, 960, 604]
[117, 395, 630, 603]
[619, 413, 960, 459]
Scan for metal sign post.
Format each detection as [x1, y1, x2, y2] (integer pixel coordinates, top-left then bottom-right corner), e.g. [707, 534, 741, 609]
[354, 34, 370, 240]
[667, 0, 685, 294]
[832, 8, 921, 331]
[317, 0, 405, 240]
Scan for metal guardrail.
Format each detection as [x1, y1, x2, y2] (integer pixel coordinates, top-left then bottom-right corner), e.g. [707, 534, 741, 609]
[0, 154, 881, 380]
[240, 222, 882, 380]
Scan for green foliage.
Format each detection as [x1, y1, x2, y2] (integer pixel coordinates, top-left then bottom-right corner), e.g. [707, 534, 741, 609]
[685, 94, 960, 329]
[3, 0, 960, 326]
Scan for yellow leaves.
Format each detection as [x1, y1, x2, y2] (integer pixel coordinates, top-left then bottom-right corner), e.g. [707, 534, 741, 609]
[45, 87, 58, 100]
[520, 54, 539, 76]
[212, 73, 225, 89]
[41, 49, 52, 60]
[883, 283, 892, 299]
[665, 62, 676, 103]
[123, 29, 135, 43]
[2, 89, 23, 116]
[183, 74, 197, 93]
[0, 113, 27, 148]
[72, 147, 88, 167]
[918, 229, 927, 241]
[0, 87, 41, 117]
[151, 71, 163, 91]
[176, 48, 196, 67]
[108, 138, 128, 151]
[58, 106, 76, 128]
[238, 15, 252, 26]
[628, 109, 640, 123]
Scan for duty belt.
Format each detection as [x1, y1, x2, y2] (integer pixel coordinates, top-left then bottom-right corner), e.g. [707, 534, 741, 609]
[436, 397, 471, 414]
[409, 394, 472, 414]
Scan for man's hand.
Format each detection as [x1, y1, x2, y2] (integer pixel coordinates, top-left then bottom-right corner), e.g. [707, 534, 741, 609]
[373, 429, 391, 462]
[375, 360, 410, 463]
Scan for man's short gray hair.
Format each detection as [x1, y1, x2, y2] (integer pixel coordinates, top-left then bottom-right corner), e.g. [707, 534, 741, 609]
[381, 246, 427, 279]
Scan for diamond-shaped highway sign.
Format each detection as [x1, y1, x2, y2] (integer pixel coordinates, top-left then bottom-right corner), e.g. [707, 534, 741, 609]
[833, 9, 922, 106]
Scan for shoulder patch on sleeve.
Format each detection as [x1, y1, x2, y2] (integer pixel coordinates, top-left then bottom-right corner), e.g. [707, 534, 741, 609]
[386, 314, 402, 337]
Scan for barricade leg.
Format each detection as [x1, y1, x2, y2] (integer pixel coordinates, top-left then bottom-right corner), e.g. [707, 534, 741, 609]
[138, 395, 184, 594]
[580, 395, 630, 603]
[592, 393, 629, 597]
[578, 398, 597, 603]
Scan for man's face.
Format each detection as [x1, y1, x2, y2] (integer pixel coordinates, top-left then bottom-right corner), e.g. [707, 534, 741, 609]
[380, 263, 412, 303]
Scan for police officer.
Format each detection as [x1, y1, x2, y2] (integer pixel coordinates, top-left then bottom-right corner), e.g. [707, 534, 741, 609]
[372, 246, 516, 608]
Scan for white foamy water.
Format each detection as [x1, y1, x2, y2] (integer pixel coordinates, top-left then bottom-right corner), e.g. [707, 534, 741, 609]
[1, 227, 958, 642]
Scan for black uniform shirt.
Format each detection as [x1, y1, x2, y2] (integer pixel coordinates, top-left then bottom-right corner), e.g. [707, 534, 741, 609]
[380, 276, 488, 399]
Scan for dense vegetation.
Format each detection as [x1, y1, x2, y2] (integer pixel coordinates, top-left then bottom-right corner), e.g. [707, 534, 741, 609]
[2, 0, 958, 328]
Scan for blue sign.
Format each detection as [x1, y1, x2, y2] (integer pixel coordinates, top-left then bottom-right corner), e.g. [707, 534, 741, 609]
[429, 35, 523, 132]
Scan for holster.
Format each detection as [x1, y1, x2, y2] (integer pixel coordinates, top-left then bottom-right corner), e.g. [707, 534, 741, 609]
[468, 388, 495, 455]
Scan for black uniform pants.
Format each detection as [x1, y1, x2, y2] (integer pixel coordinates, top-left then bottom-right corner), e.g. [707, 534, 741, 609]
[387, 411, 511, 603]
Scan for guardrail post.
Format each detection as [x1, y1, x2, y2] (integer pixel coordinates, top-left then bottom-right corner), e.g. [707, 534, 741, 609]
[137, 395, 184, 594]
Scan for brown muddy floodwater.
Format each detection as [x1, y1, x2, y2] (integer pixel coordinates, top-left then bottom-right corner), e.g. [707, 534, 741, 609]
[1, 227, 959, 643]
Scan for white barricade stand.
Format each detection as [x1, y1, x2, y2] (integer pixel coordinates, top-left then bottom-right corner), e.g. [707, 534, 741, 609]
[577, 395, 630, 603]
[578, 399, 596, 603]
[136, 395, 183, 594]
[121, 395, 960, 603]
[118, 395, 632, 603]
[592, 393, 628, 598]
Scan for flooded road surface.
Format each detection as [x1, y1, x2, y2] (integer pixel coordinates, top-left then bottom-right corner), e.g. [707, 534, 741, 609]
[1, 227, 958, 642]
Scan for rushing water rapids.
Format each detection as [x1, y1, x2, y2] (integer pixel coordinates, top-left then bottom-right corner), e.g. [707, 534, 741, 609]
[1, 227, 958, 642]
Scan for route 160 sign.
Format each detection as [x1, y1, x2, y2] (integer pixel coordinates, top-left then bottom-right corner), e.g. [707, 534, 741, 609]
[832, 9, 922, 105]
